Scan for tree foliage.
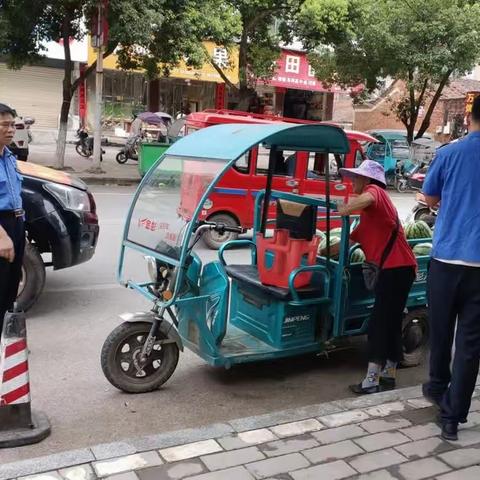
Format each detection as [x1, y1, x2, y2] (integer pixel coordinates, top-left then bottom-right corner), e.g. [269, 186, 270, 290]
[304, 0, 480, 142]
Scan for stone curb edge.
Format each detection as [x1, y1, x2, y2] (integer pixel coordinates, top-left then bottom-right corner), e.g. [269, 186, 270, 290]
[79, 176, 140, 186]
[0, 384, 426, 479]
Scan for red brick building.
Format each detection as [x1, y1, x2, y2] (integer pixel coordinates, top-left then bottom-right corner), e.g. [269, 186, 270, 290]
[353, 78, 480, 140]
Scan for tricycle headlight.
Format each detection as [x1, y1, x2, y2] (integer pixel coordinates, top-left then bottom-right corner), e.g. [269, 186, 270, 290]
[44, 183, 91, 212]
[145, 256, 159, 283]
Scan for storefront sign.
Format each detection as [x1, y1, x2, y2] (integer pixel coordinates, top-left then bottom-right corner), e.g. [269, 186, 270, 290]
[88, 40, 239, 85]
[466, 91, 480, 113]
[268, 49, 360, 94]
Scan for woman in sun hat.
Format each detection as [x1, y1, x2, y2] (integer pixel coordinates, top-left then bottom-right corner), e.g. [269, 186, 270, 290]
[337, 160, 417, 394]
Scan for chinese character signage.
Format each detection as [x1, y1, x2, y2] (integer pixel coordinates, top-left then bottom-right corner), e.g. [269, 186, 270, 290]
[269, 50, 341, 93]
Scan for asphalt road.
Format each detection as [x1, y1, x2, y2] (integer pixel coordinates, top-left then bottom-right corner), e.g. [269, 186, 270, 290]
[0, 187, 424, 463]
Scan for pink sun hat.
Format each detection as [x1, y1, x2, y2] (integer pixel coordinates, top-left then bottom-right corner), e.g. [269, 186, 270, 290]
[339, 160, 386, 188]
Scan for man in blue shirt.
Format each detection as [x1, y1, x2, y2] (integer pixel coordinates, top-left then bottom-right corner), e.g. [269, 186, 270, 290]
[423, 95, 480, 441]
[0, 103, 25, 336]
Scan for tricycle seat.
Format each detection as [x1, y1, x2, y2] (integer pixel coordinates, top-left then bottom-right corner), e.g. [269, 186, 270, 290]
[225, 264, 320, 301]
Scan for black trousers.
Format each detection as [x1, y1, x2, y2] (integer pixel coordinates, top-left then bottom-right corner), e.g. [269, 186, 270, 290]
[0, 216, 25, 335]
[426, 259, 480, 423]
[368, 266, 416, 364]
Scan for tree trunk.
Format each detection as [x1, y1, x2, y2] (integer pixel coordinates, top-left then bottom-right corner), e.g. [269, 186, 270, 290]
[55, 16, 73, 169]
[54, 94, 72, 169]
[415, 71, 453, 139]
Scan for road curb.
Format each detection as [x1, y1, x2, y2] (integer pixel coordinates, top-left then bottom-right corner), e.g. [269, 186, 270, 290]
[78, 176, 141, 186]
[0, 384, 427, 479]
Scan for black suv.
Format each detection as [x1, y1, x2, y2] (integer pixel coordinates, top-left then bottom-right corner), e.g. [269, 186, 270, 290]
[17, 161, 99, 309]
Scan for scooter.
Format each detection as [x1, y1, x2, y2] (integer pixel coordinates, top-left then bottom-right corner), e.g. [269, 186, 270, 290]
[116, 133, 143, 164]
[76, 128, 104, 160]
[395, 162, 425, 193]
[407, 192, 438, 227]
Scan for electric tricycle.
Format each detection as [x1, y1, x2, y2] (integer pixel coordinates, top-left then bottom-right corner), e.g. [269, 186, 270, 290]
[101, 123, 430, 393]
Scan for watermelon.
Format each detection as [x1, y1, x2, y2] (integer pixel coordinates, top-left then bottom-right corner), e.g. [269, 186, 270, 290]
[350, 248, 366, 263]
[413, 242, 432, 256]
[319, 234, 341, 256]
[404, 220, 432, 240]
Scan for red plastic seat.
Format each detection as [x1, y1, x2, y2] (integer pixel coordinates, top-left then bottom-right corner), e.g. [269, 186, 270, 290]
[256, 229, 320, 289]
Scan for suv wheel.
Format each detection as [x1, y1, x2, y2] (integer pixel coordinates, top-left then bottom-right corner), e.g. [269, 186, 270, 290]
[17, 243, 46, 311]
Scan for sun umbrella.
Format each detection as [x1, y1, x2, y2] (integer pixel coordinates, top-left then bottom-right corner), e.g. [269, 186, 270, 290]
[137, 111, 172, 125]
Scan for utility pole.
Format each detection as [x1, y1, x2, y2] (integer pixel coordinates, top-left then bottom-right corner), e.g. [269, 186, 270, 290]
[89, 1, 108, 173]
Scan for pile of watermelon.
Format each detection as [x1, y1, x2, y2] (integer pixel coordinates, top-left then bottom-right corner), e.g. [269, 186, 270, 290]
[404, 220, 433, 257]
[404, 220, 432, 240]
[317, 228, 366, 263]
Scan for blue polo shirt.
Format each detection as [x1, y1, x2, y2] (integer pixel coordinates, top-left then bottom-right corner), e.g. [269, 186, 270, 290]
[0, 147, 23, 211]
[423, 131, 480, 262]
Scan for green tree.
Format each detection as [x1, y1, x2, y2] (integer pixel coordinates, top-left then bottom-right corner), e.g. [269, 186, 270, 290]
[303, 0, 480, 142]
[0, 0, 226, 168]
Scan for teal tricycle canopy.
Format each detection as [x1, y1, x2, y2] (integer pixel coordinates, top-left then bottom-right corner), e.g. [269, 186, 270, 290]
[165, 122, 351, 160]
[101, 121, 430, 395]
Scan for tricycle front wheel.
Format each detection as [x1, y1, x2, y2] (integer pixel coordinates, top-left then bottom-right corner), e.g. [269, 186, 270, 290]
[401, 308, 429, 368]
[101, 322, 179, 393]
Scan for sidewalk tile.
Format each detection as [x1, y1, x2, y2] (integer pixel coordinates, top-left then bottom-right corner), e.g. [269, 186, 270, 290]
[92, 442, 137, 461]
[201, 447, 265, 471]
[400, 422, 441, 441]
[469, 398, 480, 411]
[361, 417, 412, 434]
[394, 457, 450, 480]
[229, 403, 341, 433]
[59, 464, 96, 480]
[290, 460, 356, 480]
[394, 436, 450, 459]
[105, 473, 139, 480]
[270, 419, 323, 438]
[311, 425, 367, 445]
[439, 446, 480, 468]
[93, 452, 163, 477]
[187, 466, 255, 480]
[218, 429, 278, 450]
[436, 466, 480, 480]
[136, 459, 206, 480]
[159, 440, 222, 462]
[18, 474, 62, 480]
[444, 427, 480, 446]
[365, 402, 406, 418]
[318, 410, 369, 428]
[354, 432, 410, 452]
[356, 470, 398, 479]
[461, 411, 480, 428]
[260, 435, 318, 457]
[407, 398, 434, 409]
[348, 448, 407, 473]
[303, 440, 363, 464]
[400, 407, 438, 426]
[245, 453, 309, 479]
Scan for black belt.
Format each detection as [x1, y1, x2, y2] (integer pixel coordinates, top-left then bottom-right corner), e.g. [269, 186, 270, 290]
[0, 209, 25, 219]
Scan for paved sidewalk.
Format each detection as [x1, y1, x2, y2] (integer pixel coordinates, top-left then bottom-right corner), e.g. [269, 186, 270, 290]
[28, 143, 141, 186]
[2, 383, 480, 480]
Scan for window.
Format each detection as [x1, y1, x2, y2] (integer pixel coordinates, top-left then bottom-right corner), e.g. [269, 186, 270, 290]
[256, 146, 296, 177]
[234, 151, 251, 174]
[308, 65, 315, 77]
[306, 153, 344, 179]
[212, 47, 229, 69]
[355, 149, 364, 167]
[285, 55, 300, 74]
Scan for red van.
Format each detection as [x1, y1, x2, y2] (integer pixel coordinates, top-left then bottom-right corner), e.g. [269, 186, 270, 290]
[179, 110, 377, 248]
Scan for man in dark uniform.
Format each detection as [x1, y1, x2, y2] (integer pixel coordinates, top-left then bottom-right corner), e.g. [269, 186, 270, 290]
[0, 103, 25, 336]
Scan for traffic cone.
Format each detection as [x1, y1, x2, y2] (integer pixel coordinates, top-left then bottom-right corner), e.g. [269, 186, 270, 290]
[0, 307, 50, 448]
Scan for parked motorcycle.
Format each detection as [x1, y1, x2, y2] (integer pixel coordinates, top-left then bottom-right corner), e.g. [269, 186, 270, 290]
[395, 162, 426, 193]
[116, 133, 143, 164]
[407, 192, 438, 227]
[76, 128, 103, 161]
